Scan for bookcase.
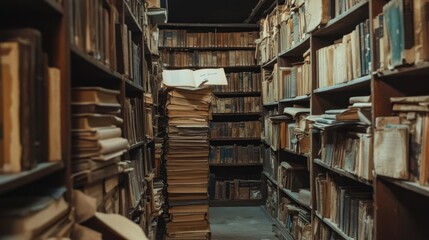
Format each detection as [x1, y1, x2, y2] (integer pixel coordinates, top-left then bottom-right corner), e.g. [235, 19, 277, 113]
[257, 0, 429, 239]
[157, 23, 265, 207]
[0, 0, 164, 238]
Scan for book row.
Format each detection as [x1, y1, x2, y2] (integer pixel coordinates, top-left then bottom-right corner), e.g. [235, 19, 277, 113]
[277, 161, 310, 193]
[160, 50, 256, 68]
[209, 145, 263, 165]
[209, 178, 262, 201]
[159, 30, 258, 48]
[279, 57, 311, 99]
[279, 2, 308, 53]
[212, 96, 261, 114]
[315, 173, 374, 240]
[256, 8, 279, 65]
[1, 29, 61, 173]
[278, 197, 311, 240]
[316, 19, 371, 89]
[210, 121, 261, 139]
[124, 98, 144, 145]
[212, 72, 261, 93]
[71, 0, 142, 83]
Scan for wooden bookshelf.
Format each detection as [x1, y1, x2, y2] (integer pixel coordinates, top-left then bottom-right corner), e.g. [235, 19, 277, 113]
[125, 79, 144, 92]
[165, 65, 260, 70]
[279, 95, 310, 103]
[211, 113, 261, 117]
[124, 1, 143, 33]
[279, 187, 311, 210]
[313, 75, 371, 94]
[315, 213, 354, 240]
[263, 171, 278, 186]
[0, 162, 64, 194]
[279, 35, 310, 57]
[209, 163, 263, 167]
[209, 137, 261, 142]
[262, 57, 277, 69]
[159, 46, 256, 51]
[314, 158, 372, 187]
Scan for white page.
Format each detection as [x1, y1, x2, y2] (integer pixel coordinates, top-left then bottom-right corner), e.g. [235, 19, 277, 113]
[162, 69, 196, 87]
[193, 68, 228, 86]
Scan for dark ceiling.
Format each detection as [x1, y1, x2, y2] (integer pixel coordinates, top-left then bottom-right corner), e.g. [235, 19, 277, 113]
[162, 0, 270, 24]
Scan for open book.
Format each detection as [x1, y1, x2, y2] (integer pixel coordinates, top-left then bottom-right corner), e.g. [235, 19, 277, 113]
[162, 68, 228, 88]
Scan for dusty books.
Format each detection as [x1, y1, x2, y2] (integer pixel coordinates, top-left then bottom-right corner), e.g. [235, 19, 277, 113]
[212, 96, 261, 114]
[277, 197, 311, 240]
[165, 88, 212, 239]
[71, 87, 129, 183]
[0, 187, 70, 239]
[0, 29, 57, 173]
[212, 72, 261, 93]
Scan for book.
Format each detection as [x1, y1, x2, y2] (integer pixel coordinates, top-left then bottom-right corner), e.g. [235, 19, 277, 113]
[162, 68, 228, 88]
[48, 67, 62, 162]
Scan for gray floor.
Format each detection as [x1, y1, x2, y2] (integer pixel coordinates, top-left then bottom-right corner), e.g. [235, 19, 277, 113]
[209, 207, 276, 240]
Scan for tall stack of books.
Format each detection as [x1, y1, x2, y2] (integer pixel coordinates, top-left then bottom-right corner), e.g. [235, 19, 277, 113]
[165, 88, 212, 240]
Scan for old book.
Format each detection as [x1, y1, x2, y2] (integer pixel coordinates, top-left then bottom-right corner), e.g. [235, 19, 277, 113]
[0, 42, 22, 172]
[48, 67, 62, 162]
[72, 87, 120, 107]
[374, 125, 409, 179]
[72, 114, 123, 129]
[162, 68, 227, 88]
[0, 187, 69, 238]
[72, 127, 122, 140]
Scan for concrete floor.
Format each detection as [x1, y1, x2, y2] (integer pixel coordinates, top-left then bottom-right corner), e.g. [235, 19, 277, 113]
[209, 207, 276, 240]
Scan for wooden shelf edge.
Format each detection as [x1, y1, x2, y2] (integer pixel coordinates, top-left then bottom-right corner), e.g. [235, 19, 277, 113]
[279, 95, 310, 103]
[0, 162, 64, 194]
[376, 62, 429, 79]
[314, 75, 371, 94]
[125, 79, 144, 92]
[263, 102, 279, 107]
[280, 148, 309, 157]
[274, 217, 295, 240]
[387, 178, 429, 198]
[129, 141, 145, 150]
[314, 158, 373, 186]
[279, 35, 310, 57]
[263, 171, 278, 186]
[315, 213, 354, 240]
[70, 45, 122, 80]
[261, 57, 277, 68]
[124, 1, 143, 33]
[279, 187, 311, 210]
[313, 0, 369, 36]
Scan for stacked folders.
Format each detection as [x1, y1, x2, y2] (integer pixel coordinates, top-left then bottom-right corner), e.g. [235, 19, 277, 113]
[71, 87, 129, 184]
[165, 88, 212, 240]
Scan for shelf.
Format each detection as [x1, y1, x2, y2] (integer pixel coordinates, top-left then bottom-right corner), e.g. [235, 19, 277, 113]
[279, 188, 311, 211]
[262, 57, 277, 69]
[209, 163, 263, 167]
[124, 2, 143, 33]
[313, 0, 369, 37]
[212, 113, 261, 117]
[209, 137, 261, 141]
[158, 23, 259, 29]
[209, 199, 263, 207]
[274, 218, 295, 240]
[159, 46, 256, 51]
[388, 179, 429, 198]
[125, 79, 144, 92]
[279, 95, 310, 103]
[315, 213, 353, 240]
[263, 171, 278, 186]
[376, 62, 429, 79]
[71, 45, 122, 81]
[0, 0, 63, 16]
[0, 162, 64, 194]
[263, 102, 279, 107]
[313, 75, 371, 94]
[281, 148, 309, 158]
[279, 35, 310, 57]
[129, 141, 145, 151]
[314, 158, 372, 186]
[165, 66, 260, 71]
[213, 92, 261, 97]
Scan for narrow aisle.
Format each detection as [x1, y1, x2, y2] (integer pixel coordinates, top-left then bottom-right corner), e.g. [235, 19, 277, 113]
[209, 207, 276, 240]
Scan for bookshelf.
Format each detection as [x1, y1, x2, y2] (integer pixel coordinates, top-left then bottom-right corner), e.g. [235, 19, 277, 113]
[256, 0, 429, 239]
[158, 23, 263, 207]
[0, 0, 163, 238]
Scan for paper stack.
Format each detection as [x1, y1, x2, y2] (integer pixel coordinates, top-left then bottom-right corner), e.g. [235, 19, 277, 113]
[71, 87, 130, 184]
[165, 88, 212, 240]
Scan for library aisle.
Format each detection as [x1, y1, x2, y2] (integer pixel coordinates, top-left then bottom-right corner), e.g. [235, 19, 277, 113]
[210, 207, 275, 240]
